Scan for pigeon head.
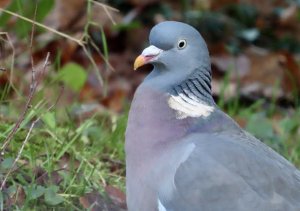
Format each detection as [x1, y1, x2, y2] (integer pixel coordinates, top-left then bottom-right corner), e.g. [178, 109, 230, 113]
[134, 21, 210, 73]
[133, 21, 215, 119]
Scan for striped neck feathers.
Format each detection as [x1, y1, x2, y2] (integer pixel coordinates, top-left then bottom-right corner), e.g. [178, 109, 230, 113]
[167, 67, 215, 119]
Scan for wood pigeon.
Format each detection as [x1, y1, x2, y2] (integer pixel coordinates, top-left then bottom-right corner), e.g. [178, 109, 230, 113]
[125, 21, 300, 211]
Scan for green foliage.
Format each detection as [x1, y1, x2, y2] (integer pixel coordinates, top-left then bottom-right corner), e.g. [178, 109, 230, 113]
[246, 112, 275, 141]
[57, 63, 88, 92]
[237, 106, 300, 165]
[44, 186, 64, 206]
[24, 185, 45, 200]
[0, 157, 14, 170]
[41, 112, 56, 129]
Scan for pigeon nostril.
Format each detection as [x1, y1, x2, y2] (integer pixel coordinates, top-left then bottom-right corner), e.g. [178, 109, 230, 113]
[144, 55, 156, 61]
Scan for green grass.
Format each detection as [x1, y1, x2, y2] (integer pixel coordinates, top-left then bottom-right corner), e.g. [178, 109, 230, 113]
[237, 103, 300, 167]
[0, 100, 127, 210]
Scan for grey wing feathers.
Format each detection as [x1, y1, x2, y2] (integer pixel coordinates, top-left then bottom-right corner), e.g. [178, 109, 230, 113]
[161, 133, 300, 211]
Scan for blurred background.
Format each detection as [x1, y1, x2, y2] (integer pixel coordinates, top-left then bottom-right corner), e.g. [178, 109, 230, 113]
[0, 0, 300, 210]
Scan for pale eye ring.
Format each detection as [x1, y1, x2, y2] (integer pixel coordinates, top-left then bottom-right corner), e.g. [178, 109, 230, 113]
[177, 39, 187, 49]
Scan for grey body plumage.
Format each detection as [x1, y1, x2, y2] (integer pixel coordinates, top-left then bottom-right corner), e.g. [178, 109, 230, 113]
[126, 21, 300, 211]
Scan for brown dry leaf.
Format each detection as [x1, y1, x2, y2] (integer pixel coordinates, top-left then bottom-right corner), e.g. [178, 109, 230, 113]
[281, 52, 300, 93]
[0, 71, 9, 87]
[33, 35, 81, 69]
[60, 38, 81, 64]
[6, 186, 25, 208]
[58, 153, 80, 171]
[101, 88, 127, 112]
[79, 190, 104, 211]
[239, 49, 286, 98]
[211, 47, 300, 100]
[211, 54, 251, 76]
[81, 51, 147, 107]
[108, 51, 149, 95]
[105, 185, 127, 209]
[79, 83, 101, 102]
[242, 49, 300, 98]
[0, 0, 11, 8]
[234, 116, 247, 128]
[34, 166, 63, 186]
[80, 190, 126, 211]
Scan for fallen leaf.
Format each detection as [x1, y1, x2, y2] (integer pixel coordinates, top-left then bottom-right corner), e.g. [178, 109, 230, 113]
[5, 186, 25, 208]
[80, 190, 126, 211]
[281, 51, 300, 94]
[0, 0, 11, 8]
[211, 46, 299, 101]
[211, 54, 251, 76]
[35, 169, 63, 186]
[105, 185, 127, 209]
[57, 153, 81, 171]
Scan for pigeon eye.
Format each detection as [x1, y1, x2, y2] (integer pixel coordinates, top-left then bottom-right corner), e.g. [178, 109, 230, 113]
[177, 39, 187, 49]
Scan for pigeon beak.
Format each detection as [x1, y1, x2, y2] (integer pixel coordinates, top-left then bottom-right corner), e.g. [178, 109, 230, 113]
[134, 45, 163, 70]
[134, 55, 146, 71]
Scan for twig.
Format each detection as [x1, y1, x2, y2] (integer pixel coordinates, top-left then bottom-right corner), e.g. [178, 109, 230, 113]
[0, 85, 64, 190]
[88, 36, 114, 71]
[0, 8, 85, 47]
[82, 45, 104, 85]
[88, 0, 119, 25]
[103, 5, 117, 25]
[0, 118, 36, 190]
[89, 0, 119, 12]
[0, 52, 50, 153]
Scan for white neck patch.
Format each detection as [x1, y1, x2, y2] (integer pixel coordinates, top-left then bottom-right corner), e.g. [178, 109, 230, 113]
[168, 94, 214, 119]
